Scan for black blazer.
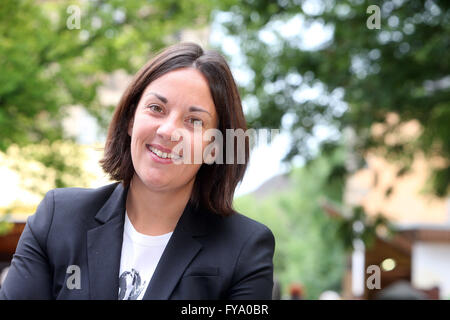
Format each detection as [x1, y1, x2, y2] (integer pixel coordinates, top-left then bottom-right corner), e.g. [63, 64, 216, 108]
[0, 182, 275, 300]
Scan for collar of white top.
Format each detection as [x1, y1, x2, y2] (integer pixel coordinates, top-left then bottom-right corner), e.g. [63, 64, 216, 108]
[124, 210, 173, 246]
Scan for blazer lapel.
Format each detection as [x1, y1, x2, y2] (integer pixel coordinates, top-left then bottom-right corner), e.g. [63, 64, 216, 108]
[87, 183, 127, 300]
[85, 182, 211, 300]
[143, 202, 208, 300]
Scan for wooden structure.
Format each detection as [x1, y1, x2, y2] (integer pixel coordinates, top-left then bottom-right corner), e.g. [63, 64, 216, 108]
[0, 221, 26, 272]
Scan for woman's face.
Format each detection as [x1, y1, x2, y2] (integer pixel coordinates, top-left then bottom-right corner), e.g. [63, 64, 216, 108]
[128, 67, 218, 193]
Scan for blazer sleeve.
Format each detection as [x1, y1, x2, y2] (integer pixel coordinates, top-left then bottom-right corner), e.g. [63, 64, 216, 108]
[227, 224, 275, 300]
[0, 190, 55, 299]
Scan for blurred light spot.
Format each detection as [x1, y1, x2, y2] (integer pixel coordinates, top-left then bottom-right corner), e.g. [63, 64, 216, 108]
[388, 16, 399, 28]
[353, 220, 365, 234]
[381, 258, 396, 271]
[79, 30, 90, 41]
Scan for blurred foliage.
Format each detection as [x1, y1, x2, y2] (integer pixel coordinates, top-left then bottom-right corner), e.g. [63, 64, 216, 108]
[0, 0, 213, 150]
[218, 0, 450, 197]
[0, 213, 13, 236]
[333, 205, 395, 251]
[0, 0, 214, 227]
[0, 140, 98, 233]
[234, 145, 348, 299]
[0, 140, 96, 235]
[3, 140, 96, 195]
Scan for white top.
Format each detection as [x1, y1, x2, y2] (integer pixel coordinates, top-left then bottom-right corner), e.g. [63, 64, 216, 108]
[118, 211, 173, 300]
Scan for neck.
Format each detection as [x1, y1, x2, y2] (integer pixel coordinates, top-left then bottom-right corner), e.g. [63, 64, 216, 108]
[125, 174, 194, 236]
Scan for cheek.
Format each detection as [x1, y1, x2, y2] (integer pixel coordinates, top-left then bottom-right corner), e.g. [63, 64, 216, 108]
[178, 163, 203, 182]
[191, 132, 212, 151]
[177, 133, 205, 158]
[132, 120, 156, 142]
[185, 137, 211, 164]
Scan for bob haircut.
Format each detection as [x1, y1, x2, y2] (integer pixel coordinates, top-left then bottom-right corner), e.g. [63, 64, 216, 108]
[100, 42, 249, 217]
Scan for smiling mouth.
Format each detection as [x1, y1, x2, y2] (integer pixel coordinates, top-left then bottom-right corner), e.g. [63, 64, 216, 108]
[146, 144, 182, 160]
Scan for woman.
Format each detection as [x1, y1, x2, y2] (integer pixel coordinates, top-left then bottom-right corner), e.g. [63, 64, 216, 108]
[0, 43, 275, 300]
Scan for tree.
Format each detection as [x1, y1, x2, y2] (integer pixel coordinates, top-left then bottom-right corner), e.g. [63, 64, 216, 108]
[0, 0, 213, 233]
[234, 146, 348, 299]
[0, 0, 213, 151]
[217, 0, 450, 197]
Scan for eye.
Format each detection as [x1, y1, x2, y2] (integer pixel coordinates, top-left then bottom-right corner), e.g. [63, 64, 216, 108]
[146, 104, 163, 113]
[188, 118, 204, 127]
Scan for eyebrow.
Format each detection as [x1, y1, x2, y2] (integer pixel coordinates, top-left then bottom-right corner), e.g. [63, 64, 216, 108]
[145, 91, 212, 117]
[147, 91, 167, 104]
[188, 106, 212, 117]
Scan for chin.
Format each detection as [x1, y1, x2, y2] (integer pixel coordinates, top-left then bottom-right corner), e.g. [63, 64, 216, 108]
[143, 175, 170, 190]
[132, 170, 165, 189]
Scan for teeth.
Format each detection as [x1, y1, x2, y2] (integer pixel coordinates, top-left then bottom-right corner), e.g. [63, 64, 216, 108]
[148, 146, 180, 160]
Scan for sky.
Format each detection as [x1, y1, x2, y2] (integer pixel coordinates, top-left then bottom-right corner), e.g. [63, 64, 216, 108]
[234, 131, 293, 197]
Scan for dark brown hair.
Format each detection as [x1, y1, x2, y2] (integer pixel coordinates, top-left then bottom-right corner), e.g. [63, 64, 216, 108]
[100, 42, 249, 216]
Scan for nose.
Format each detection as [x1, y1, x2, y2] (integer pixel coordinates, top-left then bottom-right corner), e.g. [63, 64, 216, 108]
[156, 116, 180, 142]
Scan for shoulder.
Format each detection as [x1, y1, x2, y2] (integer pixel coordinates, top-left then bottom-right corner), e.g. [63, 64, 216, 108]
[50, 182, 119, 205]
[22, 183, 119, 254]
[224, 212, 273, 237]
[202, 210, 275, 299]
[228, 212, 275, 250]
[52, 182, 117, 214]
[29, 182, 120, 228]
[198, 207, 275, 247]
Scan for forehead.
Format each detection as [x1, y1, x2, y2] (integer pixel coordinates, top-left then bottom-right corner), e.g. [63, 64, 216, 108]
[142, 68, 214, 107]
